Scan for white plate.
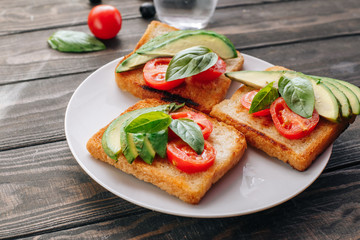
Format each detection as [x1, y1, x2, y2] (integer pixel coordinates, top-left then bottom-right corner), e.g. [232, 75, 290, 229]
[65, 54, 331, 218]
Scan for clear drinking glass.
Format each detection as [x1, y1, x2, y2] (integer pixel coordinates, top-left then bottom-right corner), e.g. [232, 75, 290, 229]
[154, 0, 218, 29]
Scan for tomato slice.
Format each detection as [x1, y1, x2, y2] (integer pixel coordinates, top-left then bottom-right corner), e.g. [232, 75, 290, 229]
[143, 58, 185, 90]
[167, 139, 216, 173]
[240, 90, 271, 116]
[191, 56, 226, 83]
[170, 111, 213, 140]
[270, 97, 320, 139]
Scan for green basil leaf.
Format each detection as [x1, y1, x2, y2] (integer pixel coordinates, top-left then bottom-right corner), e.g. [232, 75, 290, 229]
[165, 46, 218, 82]
[169, 119, 204, 154]
[120, 104, 182, 153]
[48, 30, 106, 52]
[249, 82, 279, 114]
[278, 76, 315, 118]
[168, 102, 185, 112]
[147, 130, 168, 158]
[125, 111, 171, 133]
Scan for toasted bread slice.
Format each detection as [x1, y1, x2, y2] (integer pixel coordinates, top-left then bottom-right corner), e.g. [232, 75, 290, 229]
[115, 21, 244, 113]
[210, 85, 350, 171]
[86, 99, 247, 204]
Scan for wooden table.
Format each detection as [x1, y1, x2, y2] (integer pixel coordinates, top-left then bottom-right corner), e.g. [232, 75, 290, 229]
[1, 0, 359, 239]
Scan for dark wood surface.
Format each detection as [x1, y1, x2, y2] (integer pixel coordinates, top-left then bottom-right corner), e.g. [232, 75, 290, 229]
[0, 0, 359, 239]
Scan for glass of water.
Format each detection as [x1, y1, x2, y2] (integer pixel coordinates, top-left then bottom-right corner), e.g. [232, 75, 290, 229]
[154, 0, 218, 29]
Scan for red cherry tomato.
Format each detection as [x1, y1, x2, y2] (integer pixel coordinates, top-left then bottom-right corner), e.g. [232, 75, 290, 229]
[270, 97, 320, 139]
[88, 5, 122, 39]
[167, 139, 216, 173]
[191, 56, 226, 82]
[240, 90, 271, 116]
[170, 111, 213, 139]
[143, 58, 185, 90]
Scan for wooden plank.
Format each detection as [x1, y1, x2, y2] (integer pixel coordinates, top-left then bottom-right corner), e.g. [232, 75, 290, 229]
[0, 0, 359, 84]
[211, 0, 360, 49]
[0, 141, 149, 239]
[0, 0, 140, 35]
[0, 141, 358, 239]
[0, 0, 288, 35]
[0, 72, 87, 151]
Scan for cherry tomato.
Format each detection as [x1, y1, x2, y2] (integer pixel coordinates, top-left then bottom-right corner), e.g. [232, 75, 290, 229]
[240, 90, 271, 117]
[167, 139, 216, 173]
[270, 97, 320, 139]
[191, 56, 226, 83]
[88, 5, 122, 39]
[143, 58, 185, 90]
[170, 111, 213, 139]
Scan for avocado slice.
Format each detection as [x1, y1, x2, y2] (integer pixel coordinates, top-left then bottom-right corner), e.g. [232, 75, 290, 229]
[125, 133, 156, 164]
[101, 111, 137, 160]
[312, 76, 360, 115]
[122, 133, 140, 164]
[319, 80, 352, 118]
[226, 71, 341, 122]
[226, 71, 284, 88]
[138, 135, 156, 164]
[334, 78, 360, 102]
[116, 30, 237, 72]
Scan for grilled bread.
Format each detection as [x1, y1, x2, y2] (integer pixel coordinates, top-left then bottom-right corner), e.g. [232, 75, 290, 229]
[114, 21, 244, 113]
[210, 84, 350, 171]
[86, 99, 247, 204]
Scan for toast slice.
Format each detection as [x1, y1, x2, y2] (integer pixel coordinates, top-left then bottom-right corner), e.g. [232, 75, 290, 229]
[115, 21, 244, 113]
[210, 85, 350, 171]
[86, 99, 247, 204]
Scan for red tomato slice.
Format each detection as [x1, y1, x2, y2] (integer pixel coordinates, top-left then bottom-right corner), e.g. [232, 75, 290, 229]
[240, 90, 271, 116]
[167, 139, 216, 173]
[170, 111, 213, 139]
[270, 97, 320, 139]
[191, 56, 226, 83]
[143, 58, 185, 90]
[88, 5, 122, 40]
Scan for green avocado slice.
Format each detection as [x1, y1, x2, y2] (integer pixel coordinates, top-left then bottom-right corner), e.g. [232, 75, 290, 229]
[312, 76, 360, 115]
[116, 30, 237, 72]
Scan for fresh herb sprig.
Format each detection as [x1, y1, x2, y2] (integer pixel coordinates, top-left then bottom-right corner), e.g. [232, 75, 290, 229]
[249, 82, 279, 114]
[165, 46, 218, 81]
[48, 30, 106, 53]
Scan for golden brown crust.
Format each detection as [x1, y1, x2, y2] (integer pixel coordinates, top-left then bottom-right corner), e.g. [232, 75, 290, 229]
[114, 21, 244, 113]
[86, 99, 247, 204]
[210, 85, 350, 171]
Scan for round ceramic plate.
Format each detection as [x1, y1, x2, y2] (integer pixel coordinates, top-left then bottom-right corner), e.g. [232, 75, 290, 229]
[65, 54, 331, 218]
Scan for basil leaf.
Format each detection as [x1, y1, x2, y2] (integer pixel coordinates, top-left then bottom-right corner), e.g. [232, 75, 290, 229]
[120, 104, 182, 153]
[278, 76, 315, 118]
[48, 30, 106, 52]
[125, 111, 171, 133]
[249, 82, 279, 114]
[165, 46, 218, 82]
[169, 119, 204, 154]
[147, 130, 168, 158]
[168, 102, 185, 112]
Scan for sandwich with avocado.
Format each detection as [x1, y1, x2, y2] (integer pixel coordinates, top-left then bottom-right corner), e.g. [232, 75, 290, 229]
[210, 66, 359, 171]
[86, 99, 247, 204]
[114, 21, 244, 113]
